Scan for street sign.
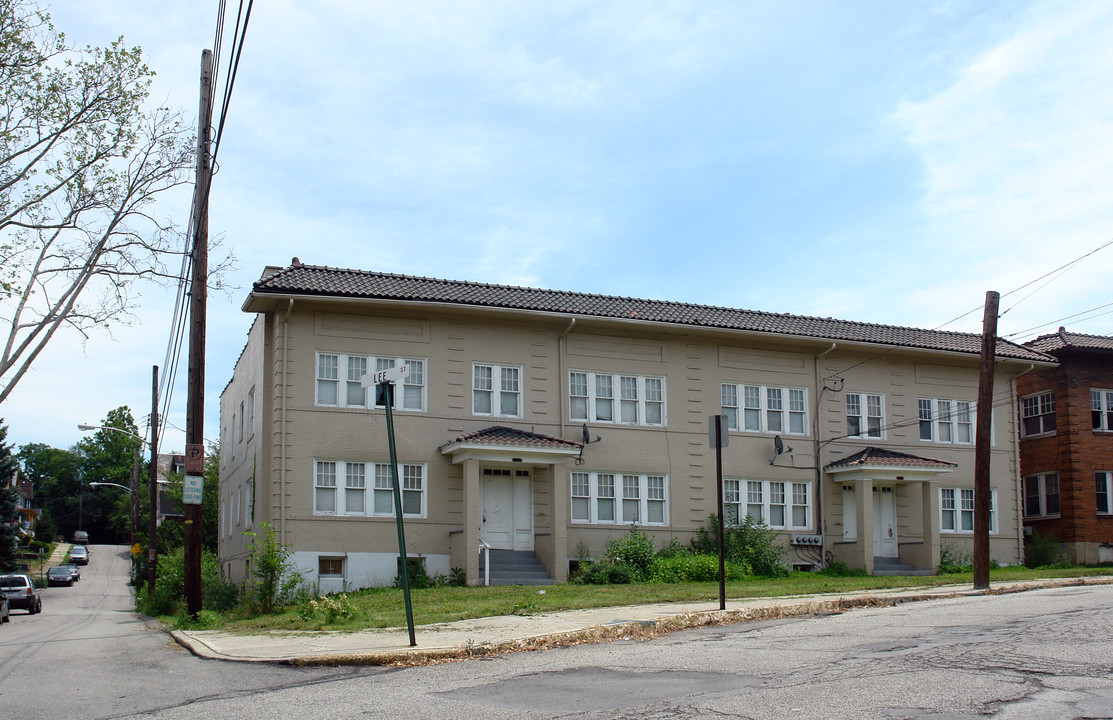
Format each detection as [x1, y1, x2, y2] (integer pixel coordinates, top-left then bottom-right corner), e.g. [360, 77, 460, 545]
[183, 474, 204, 505]
[708, 414, 729, 448]
[361, 364, 409, 388]
[186, 444, 204, 474]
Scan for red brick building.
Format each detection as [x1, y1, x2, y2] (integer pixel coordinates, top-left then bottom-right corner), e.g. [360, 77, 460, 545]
[1019, 329, 1113, 564]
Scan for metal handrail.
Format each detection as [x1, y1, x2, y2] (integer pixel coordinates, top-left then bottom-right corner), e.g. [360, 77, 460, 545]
[478, 539, 491, 587]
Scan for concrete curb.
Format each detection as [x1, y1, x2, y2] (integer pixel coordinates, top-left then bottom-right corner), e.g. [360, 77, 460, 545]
[170, 576, 1113, 667]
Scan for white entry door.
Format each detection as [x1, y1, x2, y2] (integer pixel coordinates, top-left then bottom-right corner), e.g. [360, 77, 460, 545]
[480, 469, 533, 551]
[873, 486, 898, 558]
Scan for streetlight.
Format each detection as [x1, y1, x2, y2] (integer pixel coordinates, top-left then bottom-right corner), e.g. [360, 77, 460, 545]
[79, 422, 158, 592]
[89, 481, 134, 493]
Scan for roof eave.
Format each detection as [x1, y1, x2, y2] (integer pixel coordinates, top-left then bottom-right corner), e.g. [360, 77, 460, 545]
[245, 290, 1054, 365]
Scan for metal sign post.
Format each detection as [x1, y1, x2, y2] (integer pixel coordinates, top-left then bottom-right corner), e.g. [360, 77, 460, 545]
[363, 365, 416, 646]
[709, 414, 728, 610]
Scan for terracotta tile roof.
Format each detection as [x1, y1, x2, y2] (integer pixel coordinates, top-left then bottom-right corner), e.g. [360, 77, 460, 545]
[1024, 327, 1113, 354]
[438, 426, 583, 452]
[825, 447, 958, 472]
[250, 261, 1054, 363]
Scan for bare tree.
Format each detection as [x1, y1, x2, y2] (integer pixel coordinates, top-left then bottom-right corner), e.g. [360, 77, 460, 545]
[0, 0, 195, 404]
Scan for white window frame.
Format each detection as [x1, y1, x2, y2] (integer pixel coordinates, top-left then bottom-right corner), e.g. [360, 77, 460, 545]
[570, 471, 668, 525]
[314, 459, 427, 518]
[316, 353, 427, 411]
[918, 397, 977, 445]
[246, 387, 255, 439]
[845, 392, 884, 439]
[721, 383, 808, 436]
[723, 478, 812, 530]
[472, 363, 522, 418]
[1092, 389, 1113, 432]
[1023, 472, 1060, 518]
[1097, 471, 1112, 515]
[569, 371, 666, 427]
[1020, 391, 1056, 438]
[940, 487, 997, 534]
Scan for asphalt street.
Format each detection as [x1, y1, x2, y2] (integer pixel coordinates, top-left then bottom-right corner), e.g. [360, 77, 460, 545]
[2, 546, 1110, 719]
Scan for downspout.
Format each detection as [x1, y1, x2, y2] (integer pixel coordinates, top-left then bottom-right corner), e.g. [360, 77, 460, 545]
[559, 317, 576, 439]
[1011, 363, 1036, 565]
[280, 298, 294, 545]
[814, 343, 837, 562]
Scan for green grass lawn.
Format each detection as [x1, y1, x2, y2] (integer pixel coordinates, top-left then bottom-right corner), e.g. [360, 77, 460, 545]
[207, 566, 1110, 633]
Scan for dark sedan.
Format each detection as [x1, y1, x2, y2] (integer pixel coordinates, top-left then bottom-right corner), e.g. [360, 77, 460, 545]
[47, 566, 74, 587]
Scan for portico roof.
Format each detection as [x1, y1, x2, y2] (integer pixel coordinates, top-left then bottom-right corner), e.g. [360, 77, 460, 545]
[439, 426, 583, 464]
[825, 447, 957, 478]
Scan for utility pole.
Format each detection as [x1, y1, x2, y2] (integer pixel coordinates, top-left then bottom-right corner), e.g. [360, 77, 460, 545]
[973, 291, 999, 590]
[184, 49, 213, 619]
[148, 365, 159, 595]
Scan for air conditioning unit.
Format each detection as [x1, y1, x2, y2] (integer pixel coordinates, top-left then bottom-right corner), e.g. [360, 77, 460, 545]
[790, 534, 823, 546]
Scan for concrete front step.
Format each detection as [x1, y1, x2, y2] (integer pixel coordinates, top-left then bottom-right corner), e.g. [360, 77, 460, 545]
[479, 549, 554, 586]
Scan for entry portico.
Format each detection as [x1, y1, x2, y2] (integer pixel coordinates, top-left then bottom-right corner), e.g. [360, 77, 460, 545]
[826, 447, 956, 575]
[439, 426, 582, 585]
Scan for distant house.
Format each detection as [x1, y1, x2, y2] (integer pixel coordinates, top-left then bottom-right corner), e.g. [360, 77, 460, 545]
[14, 470, 39, 539]
[1019, 329, 1113, 564]
[219, 260, 1054, 590]
[156, 454, 185, 525]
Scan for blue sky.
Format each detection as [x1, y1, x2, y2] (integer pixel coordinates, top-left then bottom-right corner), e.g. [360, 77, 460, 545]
[4, 0, 1112, 452]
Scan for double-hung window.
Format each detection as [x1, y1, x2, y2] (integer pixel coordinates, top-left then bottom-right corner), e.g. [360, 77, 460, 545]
[940, 487, 997, 533]
[473, 364, 521, 417]
[570, 471, 668, 525]
[1023, 472, 1060, 518]
[1020, 392, 1055, 437]
[316, 353, 426, 411]
[1096, 472, 1112, 515]
[722, 383, 808, 435]
[846, 392, 884, 439]
[919, 398, 976, 444]
[570, 371, 665, 426]
[723, 479, 811, 530]
[314, 460, 426, 518]
[1092, 390, 1113, 431]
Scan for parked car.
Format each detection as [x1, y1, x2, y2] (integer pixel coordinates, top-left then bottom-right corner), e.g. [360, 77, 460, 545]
[59, 564, 80, 582]
[73, 530, 89, 545]
[69, 546, 89, 565]
[0, 574, 42, 614]
[0, 593, 9, 623]
[47, 566, 74, 587]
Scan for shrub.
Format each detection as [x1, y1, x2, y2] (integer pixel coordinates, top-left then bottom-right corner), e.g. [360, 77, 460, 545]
[604, 525, 656, 581]
[573, 561, 634, 585]
[691, 514, 788, 577]
[649, 554, 749, 583]
[938, 543, 973, 573]
[656, 537, 687, 559]
[393, 559, 445, 589]
[1025, 530, 1066, 568]
[242, 522, 301, 614]
[818, 561, 868, 577]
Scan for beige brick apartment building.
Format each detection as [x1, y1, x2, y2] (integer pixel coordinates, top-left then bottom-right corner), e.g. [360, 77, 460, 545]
[218, 260, 1055, 589]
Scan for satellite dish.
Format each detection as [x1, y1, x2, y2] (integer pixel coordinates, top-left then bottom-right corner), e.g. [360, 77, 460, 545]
[576, 424, 601, 465]
[770, 435, 793, 465]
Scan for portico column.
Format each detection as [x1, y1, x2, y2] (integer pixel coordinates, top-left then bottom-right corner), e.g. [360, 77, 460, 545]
[463, 459, 481, 586]
[551, 461, 570, 582]
[855, 478, 874, 574]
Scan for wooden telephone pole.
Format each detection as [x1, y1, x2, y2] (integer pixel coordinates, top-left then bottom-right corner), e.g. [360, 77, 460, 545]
[973, 291, 999, 590]
[184, 49, 213, 618]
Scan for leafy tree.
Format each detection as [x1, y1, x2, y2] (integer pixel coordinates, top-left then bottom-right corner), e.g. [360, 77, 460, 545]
[0, 419, 19, 570]
[74, 406, 143, 543]
[17, 441, 81, 540]
[0, 0, 200, 404]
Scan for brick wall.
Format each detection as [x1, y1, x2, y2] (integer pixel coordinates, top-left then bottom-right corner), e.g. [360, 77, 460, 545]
[1018, 351, 1113, 561]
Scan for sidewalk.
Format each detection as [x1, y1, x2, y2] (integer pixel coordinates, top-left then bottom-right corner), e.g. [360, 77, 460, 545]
[171, 575, 1113, 666]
